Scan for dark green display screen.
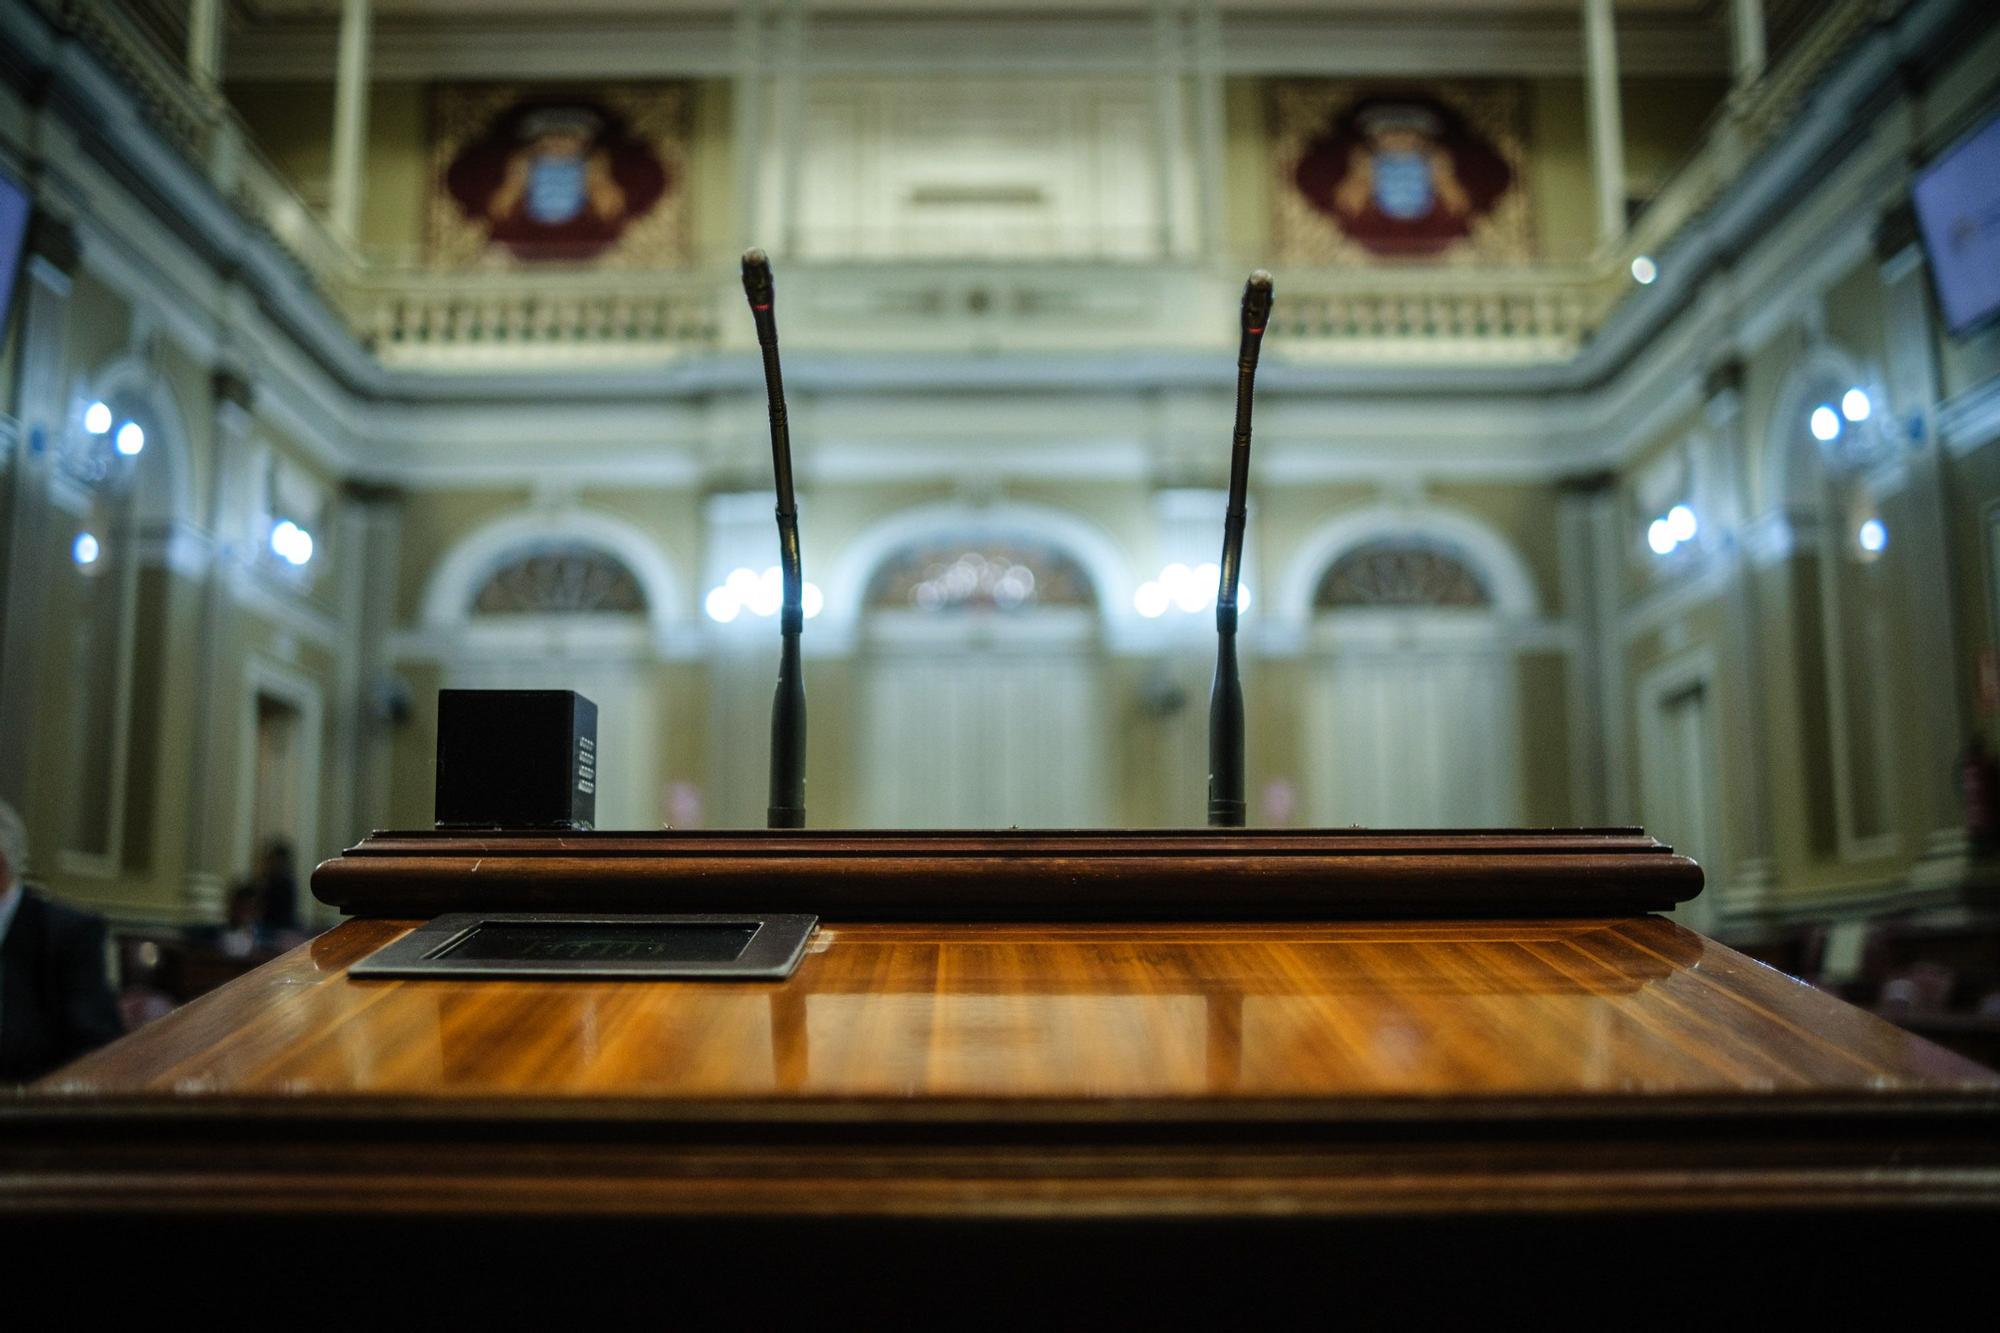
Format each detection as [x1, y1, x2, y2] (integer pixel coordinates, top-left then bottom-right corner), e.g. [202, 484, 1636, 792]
[433, 921, 758, 965]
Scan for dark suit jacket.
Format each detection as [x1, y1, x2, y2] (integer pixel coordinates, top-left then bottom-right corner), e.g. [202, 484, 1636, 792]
[0, 888, 124, 1083]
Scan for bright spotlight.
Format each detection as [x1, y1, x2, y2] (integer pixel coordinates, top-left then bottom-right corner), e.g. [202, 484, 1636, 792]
[114, 422, 146, 456]
[72, 532, 101, 566]
[1858, 518, 1888, 554]
[704, 585, 740, 623]
[1630, 255, 1659, 285]
[83, 402, 113, 434]
[269, 519, 313, 566]
[1647, 518, 1677, 556]
[1841, 388, 1871, 423]
[802, 582, 824, 619]
[1134, 581, 1169, 618]
[1809, 405, 1841, 442]
[748, 566, 783, 618]
[1666, 504, 1698, 544]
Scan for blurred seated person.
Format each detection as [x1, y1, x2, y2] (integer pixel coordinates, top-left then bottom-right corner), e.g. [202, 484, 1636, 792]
[214, 885, 266, 959]
[0, 800, 123, 1084]
[251, 839, 299, 933]
[204, 880, 307, 960]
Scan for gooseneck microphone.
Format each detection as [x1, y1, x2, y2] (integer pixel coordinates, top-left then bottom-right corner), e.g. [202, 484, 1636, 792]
[1208, 270, 1273, 828]
[742, 248, 807, 829]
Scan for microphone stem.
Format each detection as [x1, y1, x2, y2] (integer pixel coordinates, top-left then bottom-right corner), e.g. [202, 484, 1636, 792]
[1209, 282, 1267, 829]
[751, 279, 807, 829]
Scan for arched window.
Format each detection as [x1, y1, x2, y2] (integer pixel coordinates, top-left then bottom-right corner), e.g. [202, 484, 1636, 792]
[863, 538, 1096, 613]
[470, 542, 649, 615]
[1311, 539, 1492, 611]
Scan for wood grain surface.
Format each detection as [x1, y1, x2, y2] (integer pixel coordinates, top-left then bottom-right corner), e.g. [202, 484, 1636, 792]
[39, 917, 1993, 1099]
[9, 916, 2000, 1229]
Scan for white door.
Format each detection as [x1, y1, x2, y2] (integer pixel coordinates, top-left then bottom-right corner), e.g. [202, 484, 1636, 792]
[1305, 647, 1520, 828]
[859, 614, 1106, 828]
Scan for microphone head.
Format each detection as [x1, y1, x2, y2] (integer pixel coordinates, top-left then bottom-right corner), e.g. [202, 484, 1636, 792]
[741, 247, 774, 308]
[1242, 269, 1274, 334]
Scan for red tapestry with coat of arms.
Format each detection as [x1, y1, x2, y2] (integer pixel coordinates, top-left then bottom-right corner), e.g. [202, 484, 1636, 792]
[426, 83, 691, 268]
[1271, 81, 1532, 264]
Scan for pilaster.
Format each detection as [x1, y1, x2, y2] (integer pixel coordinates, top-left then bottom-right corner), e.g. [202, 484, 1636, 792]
[0, 213, 80, 814]
[1704, 357, 1778, 921]
[1874, 204, 1976, 893]
[178, 366, 256, 920]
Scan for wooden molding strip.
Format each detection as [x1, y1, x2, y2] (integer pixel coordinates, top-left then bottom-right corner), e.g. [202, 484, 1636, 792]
[312, 827, 1703, 920]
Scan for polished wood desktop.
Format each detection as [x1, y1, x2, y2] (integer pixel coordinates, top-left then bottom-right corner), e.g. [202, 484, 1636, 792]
[18, 914, 1999, 1209]
[37, 916, 1994, 1102]
[7, 832, 1998, 1310]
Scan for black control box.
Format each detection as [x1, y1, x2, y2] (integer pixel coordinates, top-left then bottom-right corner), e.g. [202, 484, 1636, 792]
[434, 689, 598, 831]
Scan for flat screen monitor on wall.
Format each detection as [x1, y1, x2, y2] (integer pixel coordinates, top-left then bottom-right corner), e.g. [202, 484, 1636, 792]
[0, 166, 31, 340]
[1913, 110, 2000, 337]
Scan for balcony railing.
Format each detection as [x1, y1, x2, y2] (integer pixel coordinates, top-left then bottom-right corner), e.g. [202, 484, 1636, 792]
[38, 0, 1890, 373]
[349, 268, 722, 369]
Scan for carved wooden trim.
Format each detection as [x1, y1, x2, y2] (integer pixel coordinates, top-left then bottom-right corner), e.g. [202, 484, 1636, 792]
[312, 826, 1703, 920]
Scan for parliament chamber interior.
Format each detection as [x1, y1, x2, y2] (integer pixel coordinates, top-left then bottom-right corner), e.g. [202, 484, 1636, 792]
[2, 0, 1999, 1313]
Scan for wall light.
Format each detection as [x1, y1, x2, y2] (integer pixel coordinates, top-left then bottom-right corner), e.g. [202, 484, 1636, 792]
[83, 401, 113, 435]
[1648, 505, 1699, 557]
[1665, 503, 1698, 544]
[1841, 387, 1871, 423]
[1630, 255, 1659, 285]
[114, 421, 146, 457]
[705, 565, 822, 622]
[1809, 405, 1841, 442]
[72, 532, 100, 566]
[270, 519, 315, 566]
[1133, 561, 1249, 619]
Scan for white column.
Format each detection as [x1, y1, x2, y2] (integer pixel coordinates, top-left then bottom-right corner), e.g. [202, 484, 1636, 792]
[1149, 2, 1188, 259]
[1191, 0, 1226, 259]
[342, 489, 404, 848]
[775, 0, 808, 257]
[1706, 361, 1777, 919]
[191, 0, 243, 195]
[1730, 0, 1767, 88]
[1582, 0, 1626, 247]
[180, 369, 255, 919]
[328, 0, 372, 242]
[732, 2, 767, 250]
[0, 218, 79, 813]
[1556, 478, 1612, 825]
[187, 0, 224, 93]
[1878, 210, 1970, 886]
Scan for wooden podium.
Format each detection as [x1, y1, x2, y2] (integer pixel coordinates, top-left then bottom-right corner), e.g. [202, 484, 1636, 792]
[6, 827, 1997, 1311]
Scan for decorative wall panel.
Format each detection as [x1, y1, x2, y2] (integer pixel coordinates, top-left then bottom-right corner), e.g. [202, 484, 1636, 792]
[427, 83, 691, 268]
[1271, 80, 1532, 264]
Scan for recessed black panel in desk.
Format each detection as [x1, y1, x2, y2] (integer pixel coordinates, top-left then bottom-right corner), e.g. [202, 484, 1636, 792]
[350, 913, 817, 981]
